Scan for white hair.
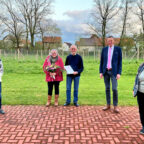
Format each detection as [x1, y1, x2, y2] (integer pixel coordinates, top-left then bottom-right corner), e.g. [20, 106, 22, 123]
[49, 49, 59, 56]
[70, 45, 77, 49]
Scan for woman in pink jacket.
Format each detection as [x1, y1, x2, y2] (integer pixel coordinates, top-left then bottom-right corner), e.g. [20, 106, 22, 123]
[43, 49, 64, 106]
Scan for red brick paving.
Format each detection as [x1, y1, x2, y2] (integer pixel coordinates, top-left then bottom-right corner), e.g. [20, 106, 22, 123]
[0, 106, 143, 144]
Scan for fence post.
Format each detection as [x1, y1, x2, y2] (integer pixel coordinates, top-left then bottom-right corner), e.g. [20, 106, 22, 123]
[11, 49, 12, 56]
[94, 48, 96, 61]
[18, 49, 20, 59]
[36, 50, 38, 60]
[4, 50, 6, 57]
[62, 50, 64, 57]
[27, 50, 28, 57]
[41, 50, 43, 59]
[15, 50, 16, 59]
[137, 45, 139, 61]
[83, 50, 84, 59]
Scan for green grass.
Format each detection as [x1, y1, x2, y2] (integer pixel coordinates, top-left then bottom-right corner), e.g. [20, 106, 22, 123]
[1, 55, 142, 106]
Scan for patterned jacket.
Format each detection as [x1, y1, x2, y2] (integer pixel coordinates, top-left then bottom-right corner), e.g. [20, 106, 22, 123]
[43, 56, 64, 82]
[133, 63, 144, 97]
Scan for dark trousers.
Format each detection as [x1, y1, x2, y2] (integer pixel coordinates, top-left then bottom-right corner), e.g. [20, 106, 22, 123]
[48, 81, 60, 96]
[137, 91, 144, 128]
[0, 82, 1, 109]
[104, 70, 118, 106]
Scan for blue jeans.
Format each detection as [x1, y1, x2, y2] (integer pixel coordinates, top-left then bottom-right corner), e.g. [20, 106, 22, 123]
[104, 70, 118, 106]
[66, 76, 80, 104]
[0, 82, 1, 109]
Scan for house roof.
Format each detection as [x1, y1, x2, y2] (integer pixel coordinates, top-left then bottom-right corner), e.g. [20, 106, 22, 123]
[20, 39, 31, 44]
[75, 41, 80, 46]
[64, 42, 72, 48]
[76, 35, 125, 47]
[76, 36, 102, 47]
[43, 36, 61, 43]
[35, 41, 43, 45]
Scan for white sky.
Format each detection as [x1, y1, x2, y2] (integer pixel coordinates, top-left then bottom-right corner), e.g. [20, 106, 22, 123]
[52, 0, 93, 20]
[49, 0, 141, 43]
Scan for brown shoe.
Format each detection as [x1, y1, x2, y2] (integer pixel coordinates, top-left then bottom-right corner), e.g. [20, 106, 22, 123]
[102, 105, 110, 111]
[114, 106, 119, 113]
[46, 95, 51, 107]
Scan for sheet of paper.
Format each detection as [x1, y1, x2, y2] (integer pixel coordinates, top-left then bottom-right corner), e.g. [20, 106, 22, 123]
[64, 65, 74, 74]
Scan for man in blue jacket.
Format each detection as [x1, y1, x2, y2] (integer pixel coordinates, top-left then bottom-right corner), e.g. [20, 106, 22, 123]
[64, 45, 84, 107]
[99, 36, 122, 113]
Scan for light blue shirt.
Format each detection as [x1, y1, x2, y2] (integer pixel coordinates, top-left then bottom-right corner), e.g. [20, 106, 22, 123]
[107, 45, 114, 68]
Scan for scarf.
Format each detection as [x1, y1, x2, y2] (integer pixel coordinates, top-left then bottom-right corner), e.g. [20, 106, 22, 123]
[49, 55, 58, 64]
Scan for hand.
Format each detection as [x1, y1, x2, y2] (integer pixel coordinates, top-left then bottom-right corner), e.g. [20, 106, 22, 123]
[116, 74, 121, 80]
[53, 73, 56, 76]
[50, 72, 56, 76]
[50, 72, 53, 76]
[73, 71, 78, 75]
[100, 73, 103, 79]
[133, 91, 135, 97]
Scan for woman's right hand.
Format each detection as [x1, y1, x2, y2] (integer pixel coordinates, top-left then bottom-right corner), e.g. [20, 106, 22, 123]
[50, 72, 56, 76]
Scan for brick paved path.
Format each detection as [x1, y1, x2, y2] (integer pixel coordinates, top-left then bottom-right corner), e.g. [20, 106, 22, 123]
[0, 106, 144, 144]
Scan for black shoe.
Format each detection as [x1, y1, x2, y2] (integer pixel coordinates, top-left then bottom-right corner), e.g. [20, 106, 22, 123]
[64, 103, 70, 106]
[74, 103, 79, 107]
[0, 109, 5, 114]
[140, 128, 144, 134]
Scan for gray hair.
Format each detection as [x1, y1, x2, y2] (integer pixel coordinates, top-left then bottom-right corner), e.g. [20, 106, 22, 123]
[49, 49, 59, 56]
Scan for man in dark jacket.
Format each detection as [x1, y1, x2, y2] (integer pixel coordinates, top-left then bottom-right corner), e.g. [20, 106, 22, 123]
[64, 45, 84, 107]
[99, 36, 122, 113]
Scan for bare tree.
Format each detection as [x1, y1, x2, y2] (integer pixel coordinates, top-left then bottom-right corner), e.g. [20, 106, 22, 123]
[118, 0, 135, 46]
[38, 19, 61, 50]
[0, 0, 24, 49]
[16, 0, 29, 50]
[88, 0, 121, 47]
[16, 0, 53, 48]
[135, 0, 144, 39]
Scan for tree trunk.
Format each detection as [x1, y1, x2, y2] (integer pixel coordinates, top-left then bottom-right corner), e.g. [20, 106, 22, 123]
[30, 34, 34, 48]
[41, 32, 44, 50]
[26, 31, 29, 50]
[102, 20, 106, 47]
[119, 1, 128, 47]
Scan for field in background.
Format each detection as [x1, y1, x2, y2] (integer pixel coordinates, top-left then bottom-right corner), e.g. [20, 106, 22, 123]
[1, 55, 142, 106]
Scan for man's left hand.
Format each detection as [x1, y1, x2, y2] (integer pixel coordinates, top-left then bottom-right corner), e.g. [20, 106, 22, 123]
[73, 71, 78, 75]
[116, 74, 121, 80]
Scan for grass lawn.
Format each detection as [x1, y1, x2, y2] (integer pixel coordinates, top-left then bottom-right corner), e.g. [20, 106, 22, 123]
[1, 55, 142, 106]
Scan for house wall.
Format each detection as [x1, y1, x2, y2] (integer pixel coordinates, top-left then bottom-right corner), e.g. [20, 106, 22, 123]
[79, 46, 96, 52]
[44, 42, 62, 49]
[60, 43, 69, 51]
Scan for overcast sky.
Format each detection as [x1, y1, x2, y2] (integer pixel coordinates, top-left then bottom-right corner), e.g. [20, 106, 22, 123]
[51, 0, 93, 44]
[49, 0, 141, 44]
